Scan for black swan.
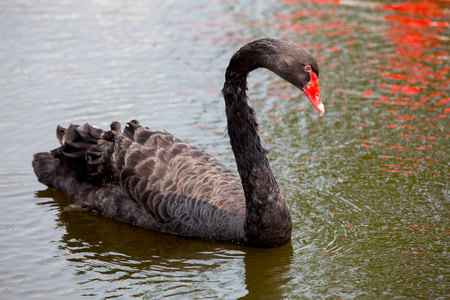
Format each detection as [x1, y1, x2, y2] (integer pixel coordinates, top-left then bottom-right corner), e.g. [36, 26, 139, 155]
[32, 39, 323, 248]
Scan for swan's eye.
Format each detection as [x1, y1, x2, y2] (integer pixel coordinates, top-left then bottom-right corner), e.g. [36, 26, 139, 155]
[305, 65, 312, 72]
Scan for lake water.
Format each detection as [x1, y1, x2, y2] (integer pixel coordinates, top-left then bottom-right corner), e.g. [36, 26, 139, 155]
[0, 0, 448, 299]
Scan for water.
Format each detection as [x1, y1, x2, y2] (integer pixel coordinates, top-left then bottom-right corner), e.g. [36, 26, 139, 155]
[0, 0, 448, 299]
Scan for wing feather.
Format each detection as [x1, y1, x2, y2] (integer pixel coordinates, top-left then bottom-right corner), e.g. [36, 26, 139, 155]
[33, 120, 246, 242]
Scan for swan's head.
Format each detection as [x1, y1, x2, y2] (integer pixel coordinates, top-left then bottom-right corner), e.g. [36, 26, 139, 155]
[226, 39, 324, 116]
[263, 40, 324, 116]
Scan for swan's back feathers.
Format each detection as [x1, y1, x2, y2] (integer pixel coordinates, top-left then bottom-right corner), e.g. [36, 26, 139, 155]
[33, 120, 246, 242]
[118, 121, 245, 214]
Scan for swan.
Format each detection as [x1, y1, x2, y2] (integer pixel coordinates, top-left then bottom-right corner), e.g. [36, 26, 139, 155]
[33, 39, 323, 248]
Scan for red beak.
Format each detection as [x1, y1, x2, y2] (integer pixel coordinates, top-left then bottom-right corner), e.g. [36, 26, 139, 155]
[302, 72, 324, 116]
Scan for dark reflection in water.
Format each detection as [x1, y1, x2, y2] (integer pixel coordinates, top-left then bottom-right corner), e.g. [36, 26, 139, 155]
[36, 188, 294, 299]
[240, 245, 293, 300]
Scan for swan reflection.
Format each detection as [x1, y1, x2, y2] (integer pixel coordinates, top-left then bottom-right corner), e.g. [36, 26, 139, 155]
[36, 188, 294, 298]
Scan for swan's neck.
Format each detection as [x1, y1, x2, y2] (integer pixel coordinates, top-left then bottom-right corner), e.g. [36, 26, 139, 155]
[222, 75, 292, 248]
[223, 76, 274, 200]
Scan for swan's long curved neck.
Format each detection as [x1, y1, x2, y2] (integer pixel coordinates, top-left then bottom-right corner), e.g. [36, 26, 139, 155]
[222, 77, 278, 202]
[222, 73, 291, 247]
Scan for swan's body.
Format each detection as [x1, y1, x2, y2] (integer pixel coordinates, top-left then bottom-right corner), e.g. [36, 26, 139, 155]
[33, 39, 323, 248]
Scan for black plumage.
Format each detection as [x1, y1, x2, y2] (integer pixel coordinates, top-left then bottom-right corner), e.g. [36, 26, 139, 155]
[33, 39, 322, 248]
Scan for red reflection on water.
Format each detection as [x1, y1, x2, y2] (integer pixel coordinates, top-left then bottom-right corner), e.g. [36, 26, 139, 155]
[370, 1, 449, 175]
[263, 0, 448, 176]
